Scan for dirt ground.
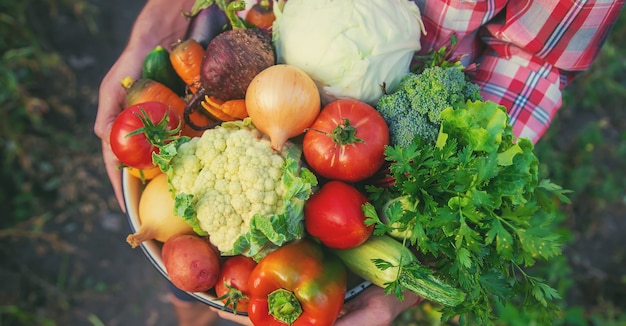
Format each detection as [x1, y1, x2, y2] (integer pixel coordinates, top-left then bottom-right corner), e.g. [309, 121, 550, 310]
[1, 1, 625, 326]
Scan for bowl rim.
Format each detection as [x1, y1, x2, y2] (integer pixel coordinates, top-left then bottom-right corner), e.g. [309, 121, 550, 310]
[121, 167, 371, 315]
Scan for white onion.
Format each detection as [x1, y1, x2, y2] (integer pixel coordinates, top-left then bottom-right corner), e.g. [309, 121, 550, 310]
[245, 64, 321, 151]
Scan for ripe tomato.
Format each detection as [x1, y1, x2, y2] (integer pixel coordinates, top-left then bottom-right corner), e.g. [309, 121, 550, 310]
[302, 99, 389, 183]
[110, 101, 181, 170]
[304, 180, 374, 249]
[214, 255, 257, 313]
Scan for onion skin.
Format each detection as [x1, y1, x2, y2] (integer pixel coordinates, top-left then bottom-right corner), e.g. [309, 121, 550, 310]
[245, 64, 321, 151]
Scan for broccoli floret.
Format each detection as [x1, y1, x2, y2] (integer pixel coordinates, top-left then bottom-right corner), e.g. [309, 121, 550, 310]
[377, 91, 439, 146]
[376, 65, 482, 147]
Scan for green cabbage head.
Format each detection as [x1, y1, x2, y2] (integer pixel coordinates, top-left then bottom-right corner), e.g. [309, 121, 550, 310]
[272, 0, 425, 105]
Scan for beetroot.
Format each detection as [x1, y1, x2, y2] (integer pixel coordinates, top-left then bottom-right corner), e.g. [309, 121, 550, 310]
[200, 28, 275, 101]
[183, 2, 276, 130]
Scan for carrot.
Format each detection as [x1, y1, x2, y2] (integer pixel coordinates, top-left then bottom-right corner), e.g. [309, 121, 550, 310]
[201, 96, 248, 122]
[201, 96, 236, 121]
[170, 39, 205, 94]
[218, 98, 248, 120]
[123, 77, 187, 112]
[121, 77, 214, 137]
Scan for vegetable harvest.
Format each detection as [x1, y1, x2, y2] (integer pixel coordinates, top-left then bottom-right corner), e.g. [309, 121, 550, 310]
[365, 98, 571, 323]
[115, 1, 572, 325]
[154, 118, 317, 259]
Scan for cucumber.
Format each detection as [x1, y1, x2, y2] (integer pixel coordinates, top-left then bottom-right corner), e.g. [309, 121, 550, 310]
[332, 235, 465, 307]
[142, 45, 186, 96]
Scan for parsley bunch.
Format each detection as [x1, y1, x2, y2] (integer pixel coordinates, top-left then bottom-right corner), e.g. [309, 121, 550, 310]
[366, 100, 571, 324]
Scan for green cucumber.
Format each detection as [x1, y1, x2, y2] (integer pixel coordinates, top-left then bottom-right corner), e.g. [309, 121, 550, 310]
[332, 235, 465, 307]
[142, 45, 186, 95]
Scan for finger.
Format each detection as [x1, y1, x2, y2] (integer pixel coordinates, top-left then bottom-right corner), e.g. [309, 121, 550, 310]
[335, 310, 385, 326]
[101, 141, 125, 212]
[209, 307, 253, 325]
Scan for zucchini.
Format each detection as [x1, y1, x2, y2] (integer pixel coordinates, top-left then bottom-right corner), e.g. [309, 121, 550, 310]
[142, 45, 186, 96]
[332, 235, 465, 307]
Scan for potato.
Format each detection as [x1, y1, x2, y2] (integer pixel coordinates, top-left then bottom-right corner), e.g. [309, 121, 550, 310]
[162, 234, 221, 292]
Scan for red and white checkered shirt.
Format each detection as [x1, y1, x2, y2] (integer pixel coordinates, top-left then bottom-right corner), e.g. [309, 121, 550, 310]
[414, 0, 624, 143]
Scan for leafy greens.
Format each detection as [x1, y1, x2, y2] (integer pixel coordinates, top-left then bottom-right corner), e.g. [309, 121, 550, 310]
[366, 99, 571, 324]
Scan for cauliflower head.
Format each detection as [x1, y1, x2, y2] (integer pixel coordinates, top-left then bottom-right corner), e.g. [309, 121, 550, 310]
[161, 119, 316, 257]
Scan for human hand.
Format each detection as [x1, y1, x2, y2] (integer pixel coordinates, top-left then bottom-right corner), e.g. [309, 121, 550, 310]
[93, 0, 194, 212]
[208, 286, 420, 326]
[334, 286, 421, 326]
[209, 307, 253, 326]
[94, 48, 146, 212]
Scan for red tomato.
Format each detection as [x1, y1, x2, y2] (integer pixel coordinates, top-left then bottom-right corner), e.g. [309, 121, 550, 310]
[110, 101, 180, 169]
[302, 99, 389, 183]
[304, 181, 374, 249]
[214, 255, 257, 313]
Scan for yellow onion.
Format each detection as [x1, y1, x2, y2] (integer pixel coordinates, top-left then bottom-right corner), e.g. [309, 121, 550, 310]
[245, 64, 321, 151]
[126, 173, 195, 247]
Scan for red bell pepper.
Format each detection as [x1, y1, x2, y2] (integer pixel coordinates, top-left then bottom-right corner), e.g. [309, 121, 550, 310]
[247, 239, 347, 326]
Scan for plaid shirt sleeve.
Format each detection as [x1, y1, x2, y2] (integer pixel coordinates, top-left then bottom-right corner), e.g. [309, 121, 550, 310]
[415, 0, 624, 143]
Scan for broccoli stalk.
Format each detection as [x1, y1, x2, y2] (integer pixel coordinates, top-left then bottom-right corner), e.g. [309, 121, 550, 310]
[376, 65, 482, 147]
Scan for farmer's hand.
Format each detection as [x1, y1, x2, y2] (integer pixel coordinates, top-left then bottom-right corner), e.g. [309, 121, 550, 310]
[93, 0, 193, 211]
[94, 48, 146, 212]
[335, 286, 422, 326]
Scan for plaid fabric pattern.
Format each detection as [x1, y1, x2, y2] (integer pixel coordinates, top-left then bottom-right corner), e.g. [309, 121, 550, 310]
[414, 0, 624, 143]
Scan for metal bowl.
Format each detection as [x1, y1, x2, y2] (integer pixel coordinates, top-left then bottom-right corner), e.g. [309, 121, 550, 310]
[121, 168, 371, 314]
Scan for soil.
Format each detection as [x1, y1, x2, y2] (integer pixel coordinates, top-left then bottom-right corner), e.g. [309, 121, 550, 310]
[1, 1, 625, 326]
